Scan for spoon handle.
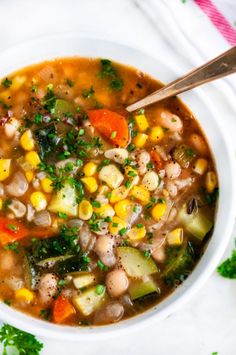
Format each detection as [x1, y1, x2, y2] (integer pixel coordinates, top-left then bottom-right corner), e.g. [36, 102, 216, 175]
[126, 46, 236, 112]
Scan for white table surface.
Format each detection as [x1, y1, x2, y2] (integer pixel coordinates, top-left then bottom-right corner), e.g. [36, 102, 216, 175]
[0, 1, 236, 354]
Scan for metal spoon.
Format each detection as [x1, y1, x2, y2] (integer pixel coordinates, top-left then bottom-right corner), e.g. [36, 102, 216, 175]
[126, 46, 236, 112]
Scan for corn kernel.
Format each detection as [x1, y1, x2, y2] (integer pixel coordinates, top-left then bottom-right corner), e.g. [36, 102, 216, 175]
[25, 151, 41, 169]
[25, 170, 34, 183]
[130, 186, 150, 204]
[81, 177, 98, 193]
[78, 200, 93, 220]
[0, 198, 2, 210]
[149, 126, 164, 142]
[114, 199, 132, 220]
[0, 159, 11, 181]
[93, 204, 115, 218]
[151, 201, 167, 221]
[206, 171, 217, 193]
[30, 191, 47, 211]
[134, 114, 149, 132]
[97, 185, 110, 195]
[110, 186, 129, 203]
[128, 226, 146, 241]
[41, 177, 53, 193]
[109, 216, 127, 236]
[167, 228, 183, 246]
[193, 158, 208, 175]
[83, 162, 97, 177]
[133, 133, 148, 148]
[20, 129, 35, 151]
[15, 288, 34, 303]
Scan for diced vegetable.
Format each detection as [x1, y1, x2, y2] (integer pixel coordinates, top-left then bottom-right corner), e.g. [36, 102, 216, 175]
[53, 99, 74, 118]
[0, 159, 11, 181]
[193, 158, 208, 175]
[128, 277, 158, 300]
[117, 247, 158, 278]
[167, 228, 183, 246]
[162, 242, 195, 285]
[133, 133, 148, 148]
[205, 171, 217, 193]
[173, 144, 196, 168]
[48, 182, 77, 216]
[130, 186, 150, 204]
[73, 272, 96, 289]
[81, 177, 98, 193]
[20, 129, 35, 151]
[34, 124, 59, 159]
[149, 126, 164, 143]
[73, 286, 107, 316]
[88, 109, 129, 147]
[23, 252, 39, 290]
[53, 295, 76, 324]
[98, 164, 124, 189]
[151, 201, 167, 221]
[150, 150, 163, 170]
[178, 205, 213, 241]
[15, 288, 35, 303]
[0, 217, 29, 246]
[36, 255, 74, 268]
[134, 114, 149, 132]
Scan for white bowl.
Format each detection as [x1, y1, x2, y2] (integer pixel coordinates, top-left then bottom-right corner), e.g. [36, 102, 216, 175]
[0, 34, 235, 341]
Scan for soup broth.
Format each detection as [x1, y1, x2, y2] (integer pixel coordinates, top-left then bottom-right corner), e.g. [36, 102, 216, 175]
[0, 58, 217, 326]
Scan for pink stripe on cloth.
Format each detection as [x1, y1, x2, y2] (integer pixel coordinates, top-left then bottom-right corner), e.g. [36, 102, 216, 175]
[194, 0, 236, 45]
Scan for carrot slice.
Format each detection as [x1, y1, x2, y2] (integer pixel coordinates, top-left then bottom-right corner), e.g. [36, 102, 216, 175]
[0, 217, 29, 246]
[150, 150, 163, 170]
[88, 109, 129, 147]
[53, 295, 76, 324]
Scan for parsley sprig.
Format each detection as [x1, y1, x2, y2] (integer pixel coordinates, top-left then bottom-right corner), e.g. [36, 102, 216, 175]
[0, 324, 43, 355]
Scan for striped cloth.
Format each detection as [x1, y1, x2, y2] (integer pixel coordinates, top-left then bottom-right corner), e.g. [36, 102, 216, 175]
[194, 0, 236, 45]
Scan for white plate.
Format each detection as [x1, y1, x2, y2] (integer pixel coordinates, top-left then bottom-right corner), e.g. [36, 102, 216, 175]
[0, 34, 235, 340]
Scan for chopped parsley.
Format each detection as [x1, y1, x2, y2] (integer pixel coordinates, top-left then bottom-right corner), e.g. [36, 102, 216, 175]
[97, 260, 109, 271]
[82, 86, 95, 98]
[66, 78, 74, 87]
[99, 59, 124, 91]
[217, 244, 236, 279]
[4, 241, 20, 254]
[2, 78, 12, 88]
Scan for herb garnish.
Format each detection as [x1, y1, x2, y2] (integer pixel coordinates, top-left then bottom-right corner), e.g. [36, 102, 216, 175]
[217, 244, 236, 279]
[2, 78, 12, 88]
[0, 323, 43, 355]
[99, 59, 124, 91]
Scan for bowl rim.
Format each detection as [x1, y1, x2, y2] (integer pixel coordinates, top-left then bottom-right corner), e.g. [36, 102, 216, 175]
[0, 33, 235, 341]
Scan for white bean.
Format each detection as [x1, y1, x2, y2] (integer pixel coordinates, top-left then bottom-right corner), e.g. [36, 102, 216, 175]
[142, 171, 159, 191]
[137, 151, 150, 175]
[106, 270, 129, 298]
[105, 148, 128, 164]
[4, 118, 20, 139]
[94, 301, 124, 325]
[158, 110, 183, 132]
[165, 162, 181, 179]
[38, 273, 58, 304]
[6, 171, 28, 197]
[33, 211, 51, 227]
[8, 199, 26, 218]
[94, 235, 116, 267]
[189, 134, 208, 155]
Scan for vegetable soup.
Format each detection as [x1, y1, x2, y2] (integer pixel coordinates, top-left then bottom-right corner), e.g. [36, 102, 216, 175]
[0, 58, 218, 326]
